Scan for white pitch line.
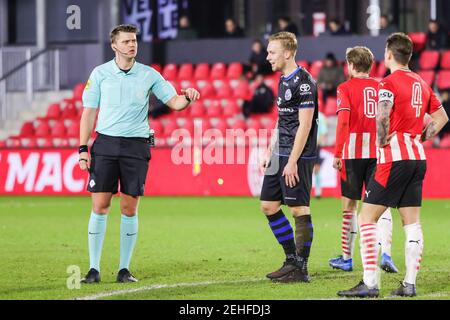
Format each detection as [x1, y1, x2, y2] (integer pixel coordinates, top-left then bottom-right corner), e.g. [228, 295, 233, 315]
[75, 278, 265, 300]
[75, 278, 450, 301]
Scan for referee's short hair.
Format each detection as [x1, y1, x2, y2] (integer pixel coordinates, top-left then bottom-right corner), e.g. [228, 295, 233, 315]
[346, 46, 374, 74]
[268, 32, 297, 55]
[110, 24, 139, 43]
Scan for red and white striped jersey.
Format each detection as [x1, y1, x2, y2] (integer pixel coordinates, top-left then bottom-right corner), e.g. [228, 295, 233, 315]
[377, 70, 443, 164]
[336, 78, 379, 159]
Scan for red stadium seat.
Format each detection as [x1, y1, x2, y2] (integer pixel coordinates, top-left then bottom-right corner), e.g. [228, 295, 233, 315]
[18, 122, 35, 138]
[309, 61, 323, 79]
[51, 121, 67, 138]
[418, 70, 436, 86]
[43, 103, 61, 120]
[61, 104, 78, 119]
[52, 138, 70, 148]
[233, 81, 250, 100]
[223, 100, 240, 117]
[178, 118, 194, 135]
[210, 62, 226, 80]
[211, 118, 228, 134]
[190, 101, 206, 117]
[227, 62, 243, 80]
[206, 100, 222, 117]
[408, 32, 427, 52]
[35, 121, 51, 137]
[200, 83, 216, 99]
[149, 119, 163, 136]
[66, 121, 80, 138]
[246, 118, 262, 131]
[162, 64, 178, 81]
[37, 138, 54, 148]
[437, 70, 450, 90]
[20, 138, 38, 148]
[178, 63, 194, 80]
[421, 139, 434, 148]
[6, 138, 21, 148]
[440, 50, 450, 70]
[168, 81, 181, 95]
[369, 61, 378, 78]
[261, 117, 277, 130]
[151, 63, 162, 73]
[419, 51, 440, 70]
[73, 83, 85, 101]
[162, 119, 178, 137]
[194, 63, 210, 80]
[229, 118, 246, 131]
[439, 135, 450, 148]
[324, 97, 337, 116]
[216, 82, 232, 99]
[0, 140, 6, 147]
[297, 60, 310, 71]
[343, 62, 349, 78]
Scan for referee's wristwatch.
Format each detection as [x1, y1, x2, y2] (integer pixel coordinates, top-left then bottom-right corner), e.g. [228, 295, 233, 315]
[184, 95, 191, 103]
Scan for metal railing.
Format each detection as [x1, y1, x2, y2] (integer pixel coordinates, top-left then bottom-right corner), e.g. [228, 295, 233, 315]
[0, 47, 67, 127]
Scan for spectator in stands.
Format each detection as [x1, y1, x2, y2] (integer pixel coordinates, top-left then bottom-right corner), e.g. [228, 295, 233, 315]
[379, 15, 398, 35]
[317, 52, 346, 103]
[426, 20, 448, 50]
[277, 16, 299, 36]
[224, 18, 244, 38]
[242, 73, 274, 118]
[248, 39, 272, 78]
[439, 90, 450, 138]
[176, 15, 198, 40]
[323, 19, 349, 36]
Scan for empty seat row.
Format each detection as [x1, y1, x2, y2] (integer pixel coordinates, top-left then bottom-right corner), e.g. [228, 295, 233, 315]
[160, 62, 244, 81]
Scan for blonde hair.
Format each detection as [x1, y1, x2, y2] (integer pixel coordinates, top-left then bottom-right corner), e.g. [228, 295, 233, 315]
[346, 46, 374, 73]
[268, 32, 298, 54]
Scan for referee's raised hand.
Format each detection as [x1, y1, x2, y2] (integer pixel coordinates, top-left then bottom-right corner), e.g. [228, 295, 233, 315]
[181, 88, 200, 102]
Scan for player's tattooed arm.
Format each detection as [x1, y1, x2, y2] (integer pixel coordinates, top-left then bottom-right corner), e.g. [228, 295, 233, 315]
[421, 121, 437, 142]
[421, 108, 449, 142]
[376, 100, 394, 147]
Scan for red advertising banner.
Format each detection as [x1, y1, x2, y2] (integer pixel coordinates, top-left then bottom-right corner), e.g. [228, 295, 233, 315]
[0, 147, 449, 198]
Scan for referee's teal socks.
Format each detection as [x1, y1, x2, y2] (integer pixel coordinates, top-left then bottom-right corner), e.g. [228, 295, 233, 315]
[88, 212, 108, 272]
[119, 214, 138, 271]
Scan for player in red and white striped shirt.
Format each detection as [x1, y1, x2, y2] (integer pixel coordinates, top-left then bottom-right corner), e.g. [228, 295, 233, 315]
[338, 33, 448, 298]
[329, 46, 398, 274]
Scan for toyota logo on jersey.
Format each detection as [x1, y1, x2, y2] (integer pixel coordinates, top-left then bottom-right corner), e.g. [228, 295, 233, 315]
[300, 84, 311, 92]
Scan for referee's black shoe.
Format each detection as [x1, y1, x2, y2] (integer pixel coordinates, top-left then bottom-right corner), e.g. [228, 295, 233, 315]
[117, 268, 138, 283]
[80, 268, 101, 284]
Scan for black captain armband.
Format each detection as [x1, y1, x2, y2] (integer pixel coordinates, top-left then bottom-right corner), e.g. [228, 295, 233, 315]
[79, 145, 88, 154]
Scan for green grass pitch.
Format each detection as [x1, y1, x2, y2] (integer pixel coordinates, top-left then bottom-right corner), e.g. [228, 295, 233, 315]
[0, 196, 449, 300]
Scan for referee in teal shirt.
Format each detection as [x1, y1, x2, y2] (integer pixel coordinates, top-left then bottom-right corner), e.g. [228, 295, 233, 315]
[79, 25, 200, 283]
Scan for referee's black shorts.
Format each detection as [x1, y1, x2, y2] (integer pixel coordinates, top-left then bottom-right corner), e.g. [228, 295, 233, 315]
[87, 133, 151, 196]
[340, 158, 377, 200]
[260, 155, 314, 207]
[363, 160, 427, 208]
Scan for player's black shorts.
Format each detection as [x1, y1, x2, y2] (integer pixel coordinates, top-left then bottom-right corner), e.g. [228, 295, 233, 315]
[363, 160, 427, 208]
[260, 155, 314, 206]
[87, 133, 152, 196]
[340, 158, 377, 200]
[313, 146, 324, 165]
